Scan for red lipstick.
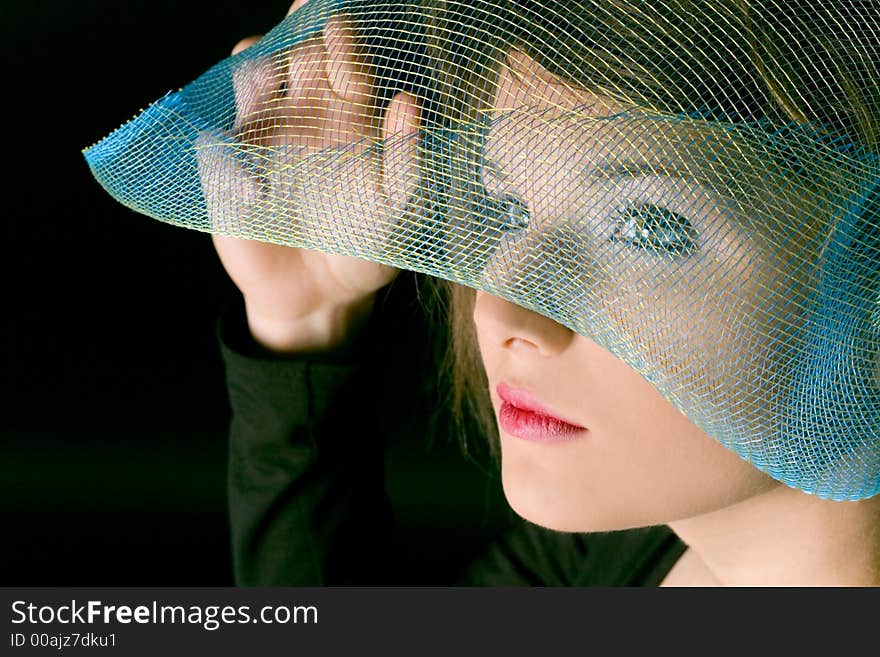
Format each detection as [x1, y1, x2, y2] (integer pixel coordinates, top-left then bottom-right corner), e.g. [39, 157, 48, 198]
[496, 382, 587, 442]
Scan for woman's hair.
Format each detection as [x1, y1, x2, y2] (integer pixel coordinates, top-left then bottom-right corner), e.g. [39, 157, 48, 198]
[412, 0, 880, 461]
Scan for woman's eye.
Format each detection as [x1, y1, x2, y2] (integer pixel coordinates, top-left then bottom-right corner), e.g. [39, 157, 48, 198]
[608, 203, 697, 256]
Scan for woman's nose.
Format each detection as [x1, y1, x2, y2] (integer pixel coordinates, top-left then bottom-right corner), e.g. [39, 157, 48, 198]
[473, 290, 575, 357]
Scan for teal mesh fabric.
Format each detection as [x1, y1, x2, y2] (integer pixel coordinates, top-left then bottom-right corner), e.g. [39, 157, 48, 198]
[84, 0, 880, 500]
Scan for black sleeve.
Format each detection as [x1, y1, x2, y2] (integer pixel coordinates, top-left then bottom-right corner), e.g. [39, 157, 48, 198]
[216, 286, 685, 587]
[455, 519, 686, 586]
[217, 292, 393, 585]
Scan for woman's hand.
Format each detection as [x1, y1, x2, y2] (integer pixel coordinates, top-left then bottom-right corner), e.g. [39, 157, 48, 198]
[199, 0, 421, 354]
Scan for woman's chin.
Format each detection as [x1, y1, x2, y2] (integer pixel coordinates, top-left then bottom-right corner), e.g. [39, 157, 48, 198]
[498, 450, 650, 533]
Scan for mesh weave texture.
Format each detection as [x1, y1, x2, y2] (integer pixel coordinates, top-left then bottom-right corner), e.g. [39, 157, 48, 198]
[84, 0, 880, 500]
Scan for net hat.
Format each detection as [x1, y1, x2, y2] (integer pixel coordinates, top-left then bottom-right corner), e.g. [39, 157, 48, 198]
[83, 0, 880, 500]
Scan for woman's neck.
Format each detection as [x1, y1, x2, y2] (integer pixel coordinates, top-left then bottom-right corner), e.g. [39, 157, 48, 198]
[664, 485, 880, 586]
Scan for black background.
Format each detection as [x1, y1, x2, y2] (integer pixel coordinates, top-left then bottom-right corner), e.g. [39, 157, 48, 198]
[3, 1, 511, 585]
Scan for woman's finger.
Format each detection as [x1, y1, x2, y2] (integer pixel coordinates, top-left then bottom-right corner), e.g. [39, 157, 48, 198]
[232, 57, 277, 137]
[287, 0, 310, 16]
[195, 131, 262, 234]
[323, 15, 373, 108]
[381, 92, 421, 215]
[232, 35, 261, 56]
[230, 34, 282, 141]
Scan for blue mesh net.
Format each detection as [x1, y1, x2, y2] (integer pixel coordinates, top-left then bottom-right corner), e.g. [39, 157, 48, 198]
[85, 0, 880, 500]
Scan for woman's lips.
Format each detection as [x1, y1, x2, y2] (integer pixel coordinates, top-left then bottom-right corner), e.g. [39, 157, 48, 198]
[496, 382, 587, 442]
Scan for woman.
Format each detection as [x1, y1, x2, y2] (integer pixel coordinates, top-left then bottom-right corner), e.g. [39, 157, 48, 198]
[95, 0, 880, 584]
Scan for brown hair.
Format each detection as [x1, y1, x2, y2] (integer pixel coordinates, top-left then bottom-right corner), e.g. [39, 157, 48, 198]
[414, 0, 879, 458]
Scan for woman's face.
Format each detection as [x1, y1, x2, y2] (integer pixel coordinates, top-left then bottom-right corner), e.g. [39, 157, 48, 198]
[471, 49, 795, 532]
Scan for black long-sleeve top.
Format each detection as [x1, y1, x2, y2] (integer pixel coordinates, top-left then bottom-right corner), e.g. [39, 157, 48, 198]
[215, 273, 686, 585]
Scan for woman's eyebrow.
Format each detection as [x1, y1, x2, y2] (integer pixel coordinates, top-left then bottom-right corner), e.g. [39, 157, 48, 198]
[580, 159, 701, 181]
